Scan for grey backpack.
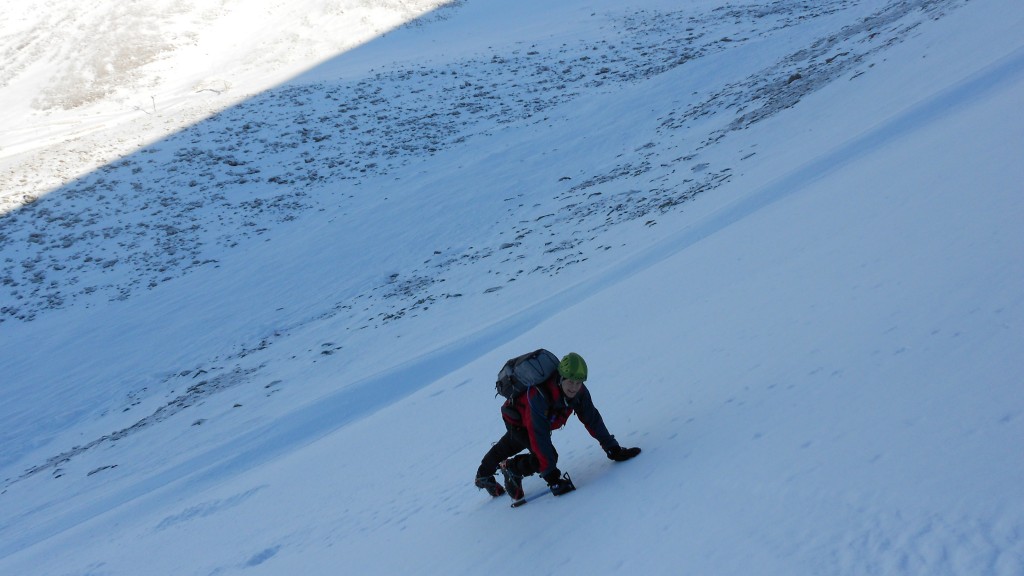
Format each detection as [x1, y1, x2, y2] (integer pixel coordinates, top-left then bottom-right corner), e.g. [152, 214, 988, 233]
[495, 349, 560, 399]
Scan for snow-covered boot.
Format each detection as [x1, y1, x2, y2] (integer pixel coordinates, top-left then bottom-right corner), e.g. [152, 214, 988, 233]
[475, 475, 505, 497]
[499, 459, 525, 501]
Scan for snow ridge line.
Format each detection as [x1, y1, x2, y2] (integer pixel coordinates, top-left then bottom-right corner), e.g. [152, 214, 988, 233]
[587, 44, 1024, 293]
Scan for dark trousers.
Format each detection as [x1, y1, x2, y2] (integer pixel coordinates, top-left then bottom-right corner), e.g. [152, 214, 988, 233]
[476, 424, 556, 479]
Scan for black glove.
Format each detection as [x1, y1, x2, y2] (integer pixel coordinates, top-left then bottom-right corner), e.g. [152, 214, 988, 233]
[606, 445, 641, 462]
[543, 469, 576, 496]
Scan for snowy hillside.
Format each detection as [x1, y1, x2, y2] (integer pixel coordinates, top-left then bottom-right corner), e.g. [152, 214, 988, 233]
[1, 0, 1023, 574]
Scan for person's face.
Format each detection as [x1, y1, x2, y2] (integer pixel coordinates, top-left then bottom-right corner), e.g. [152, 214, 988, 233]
[561, 378, 583, 398]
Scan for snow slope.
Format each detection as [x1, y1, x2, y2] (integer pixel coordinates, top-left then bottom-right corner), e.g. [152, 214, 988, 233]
[1, 0, 1022, 574]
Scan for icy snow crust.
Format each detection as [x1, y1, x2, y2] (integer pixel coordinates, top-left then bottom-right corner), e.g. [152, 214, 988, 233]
[1, 0, 1023, 574]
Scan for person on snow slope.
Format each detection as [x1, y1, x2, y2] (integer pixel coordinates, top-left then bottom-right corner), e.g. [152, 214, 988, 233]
[475, 352, 641, 501]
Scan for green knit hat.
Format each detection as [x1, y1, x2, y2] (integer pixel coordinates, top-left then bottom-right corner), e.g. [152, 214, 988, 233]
[558, 352, 588, 382]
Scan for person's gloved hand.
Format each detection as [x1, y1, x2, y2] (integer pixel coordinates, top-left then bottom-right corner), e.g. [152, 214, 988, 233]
[605, 445, 641, 462]
[542, 469, 576, 496]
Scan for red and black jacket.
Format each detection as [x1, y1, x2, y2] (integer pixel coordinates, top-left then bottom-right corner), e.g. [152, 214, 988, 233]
[502, 374, 618, 476]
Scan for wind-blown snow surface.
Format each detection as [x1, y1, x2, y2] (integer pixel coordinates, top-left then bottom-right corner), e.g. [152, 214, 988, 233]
[1, 0, 1023, 574]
